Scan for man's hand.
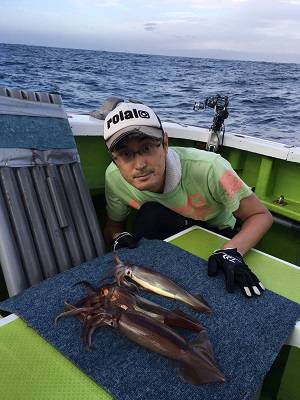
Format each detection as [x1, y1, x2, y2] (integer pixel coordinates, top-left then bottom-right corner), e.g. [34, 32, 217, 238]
[112, 232, 136, 251]
[207, 248, 265, 297]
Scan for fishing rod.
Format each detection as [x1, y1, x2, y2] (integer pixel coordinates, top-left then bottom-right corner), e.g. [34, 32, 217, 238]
[193, 94, 229, 152]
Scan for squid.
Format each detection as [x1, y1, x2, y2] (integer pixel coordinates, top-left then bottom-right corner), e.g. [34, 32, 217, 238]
[56, 283, 204, 333]
[54, 286, 223, 384]
[74, 281, 113, 308]
[111, 256, 211, 313]
[54, 301, 104, 325]
[105, 285, 204, 332]
[87, 306, 225, 385]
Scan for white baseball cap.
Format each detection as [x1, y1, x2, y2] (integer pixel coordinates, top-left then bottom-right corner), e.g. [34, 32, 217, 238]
[104, 102, 163, 151]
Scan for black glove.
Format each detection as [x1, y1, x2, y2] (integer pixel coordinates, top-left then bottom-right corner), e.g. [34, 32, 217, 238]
[112, 232, 136, 251]
[207, 248, 265, 297]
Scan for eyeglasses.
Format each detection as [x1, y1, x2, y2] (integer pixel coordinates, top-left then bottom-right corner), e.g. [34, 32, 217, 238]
[111, 141, 162, 163]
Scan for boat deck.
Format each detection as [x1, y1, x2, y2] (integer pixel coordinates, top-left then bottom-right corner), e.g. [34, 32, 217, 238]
[0, 226, 299, 400]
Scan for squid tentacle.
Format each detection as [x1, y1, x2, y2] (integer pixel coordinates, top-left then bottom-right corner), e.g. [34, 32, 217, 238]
[54, 303, 95, 325]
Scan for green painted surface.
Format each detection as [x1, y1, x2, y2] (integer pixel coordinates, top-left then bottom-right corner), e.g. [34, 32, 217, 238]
[220, 147, 300, 224]
[277, 347, 300, 400]
[75, 136, 110, 193]
[255, 222, 300, 266]
[169, 228, 300, 303]
[255, 157, 274, 199]
[262, 198, 300, 222]
[261, 346, 292, 400]
[0, 318, 112, 400]
[272, 159, 300, 207]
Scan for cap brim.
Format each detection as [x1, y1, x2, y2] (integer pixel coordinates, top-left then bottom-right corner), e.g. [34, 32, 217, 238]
[106, 126, 163, 151]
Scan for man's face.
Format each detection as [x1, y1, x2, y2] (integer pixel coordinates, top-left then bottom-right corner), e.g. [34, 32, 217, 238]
[111, 134, 168, 193]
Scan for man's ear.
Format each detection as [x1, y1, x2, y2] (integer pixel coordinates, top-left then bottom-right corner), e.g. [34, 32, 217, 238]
[108, 149, 117, 164]
[162, 132, 168, 150]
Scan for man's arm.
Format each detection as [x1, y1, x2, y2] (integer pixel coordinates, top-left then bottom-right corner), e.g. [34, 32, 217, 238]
[207, 193, 272, 297]
[104, 217, 136, 250]
[104, 217, 126, 245]
[223, 193, 273, 255]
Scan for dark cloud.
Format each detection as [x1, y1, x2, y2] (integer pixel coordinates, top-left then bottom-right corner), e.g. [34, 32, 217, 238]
[144, 22, 158, 31]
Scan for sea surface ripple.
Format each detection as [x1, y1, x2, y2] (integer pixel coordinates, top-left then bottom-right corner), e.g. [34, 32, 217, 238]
[1, 43, 299, 146]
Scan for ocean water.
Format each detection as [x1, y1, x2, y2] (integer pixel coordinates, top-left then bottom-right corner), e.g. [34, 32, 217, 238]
[1, 42, 300, 146]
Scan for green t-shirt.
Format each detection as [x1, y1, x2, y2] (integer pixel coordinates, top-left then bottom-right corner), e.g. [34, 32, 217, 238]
[105, 147, 252, 229]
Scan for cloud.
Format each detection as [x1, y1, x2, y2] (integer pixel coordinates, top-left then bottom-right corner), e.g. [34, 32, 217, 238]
[1, 0, 300, 63]
[144, 22, 158, 32]
[190, 0, 250, 8]
[67, 0, 121, 7]
[148, 0, 249, 6]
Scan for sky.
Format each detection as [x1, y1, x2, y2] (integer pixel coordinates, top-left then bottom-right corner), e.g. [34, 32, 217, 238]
[1, 0, 300, 63]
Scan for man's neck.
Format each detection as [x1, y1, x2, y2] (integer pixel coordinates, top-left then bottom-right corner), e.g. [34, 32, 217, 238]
[162, 148, 181, 193]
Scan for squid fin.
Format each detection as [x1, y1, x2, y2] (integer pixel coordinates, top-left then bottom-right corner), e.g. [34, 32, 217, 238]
[172, 308, 204, 326]
[192, 293, 212, 312]
[164, 309, 204, 332]
[190, 330, 216, 362]
[179, 330, 225, 384]
[179, 363, 225, 385]
[193, 293, 211, 307]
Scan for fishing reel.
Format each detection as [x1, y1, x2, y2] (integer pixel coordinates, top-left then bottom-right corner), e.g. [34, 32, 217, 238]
[193, 94, 229, 152]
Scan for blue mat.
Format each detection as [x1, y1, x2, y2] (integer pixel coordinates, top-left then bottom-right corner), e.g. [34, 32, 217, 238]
[0, 115, 76, 149]
[1, 239, 299, 400]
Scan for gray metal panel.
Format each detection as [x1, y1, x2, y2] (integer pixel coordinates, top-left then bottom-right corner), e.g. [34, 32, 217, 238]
[0, 86, 105, 297]
[0, 161, 105, 296]
[0, 148, 80, 167]
[72, 163, 105, 256]
[46, 165, 85, 266]
[0, 183, 28, 296]
[59, 164, 96, 261]
[47, 176, 69, 228]
[0, 86, 62, 105]
[36, 92, 51, 103]
[0, 167, 43, 286]
[16, 168, 58, 279]
[0, 96, 68, 118]
[31, 166, 72, 272]
[0, 87, 7, 97]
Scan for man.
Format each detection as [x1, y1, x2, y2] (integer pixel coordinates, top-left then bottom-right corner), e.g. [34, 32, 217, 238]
[103, 101, 273, 298]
